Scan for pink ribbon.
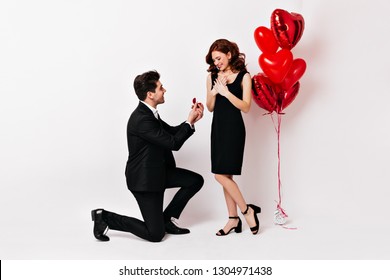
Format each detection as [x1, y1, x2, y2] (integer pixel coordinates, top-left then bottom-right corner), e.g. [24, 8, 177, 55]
[271, 113, 297, 230]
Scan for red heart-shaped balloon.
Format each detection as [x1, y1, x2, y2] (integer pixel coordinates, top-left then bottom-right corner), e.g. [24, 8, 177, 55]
[254, 26, 279, 54]
[252, 73, 278, 113]
[280, 58, 306, 90]
[259, 49, 293, 84]
[276, 81, 300, 112]
[271, 9, 305, 50]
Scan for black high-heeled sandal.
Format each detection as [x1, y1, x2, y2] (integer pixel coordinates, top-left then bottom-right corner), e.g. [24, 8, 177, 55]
[216, 216, 242, 236]
[242, 204, 261, 235]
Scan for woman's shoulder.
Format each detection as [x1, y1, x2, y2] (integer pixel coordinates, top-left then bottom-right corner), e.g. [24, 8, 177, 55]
[242, 71, 251, 78]
[239, 69, 250, 75]
[236, 70, 250, 80]
[238, 70, 251, 80]
[207, 72, 218, 81]
[206, 73, 213, 83]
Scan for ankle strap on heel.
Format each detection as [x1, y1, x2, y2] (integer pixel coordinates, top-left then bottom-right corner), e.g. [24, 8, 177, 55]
[229, 216, 239, 219]
[241, 205, 249, 215]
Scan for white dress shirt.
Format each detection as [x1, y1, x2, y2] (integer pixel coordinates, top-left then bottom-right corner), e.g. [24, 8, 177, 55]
[141, 101, 159, 119]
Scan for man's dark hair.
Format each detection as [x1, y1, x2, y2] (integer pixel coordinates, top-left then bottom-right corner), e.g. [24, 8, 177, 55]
[133, 70, 160, 101]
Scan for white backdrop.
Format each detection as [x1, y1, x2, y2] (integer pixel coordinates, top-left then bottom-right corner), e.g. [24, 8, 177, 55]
[1, 0, 390, 259]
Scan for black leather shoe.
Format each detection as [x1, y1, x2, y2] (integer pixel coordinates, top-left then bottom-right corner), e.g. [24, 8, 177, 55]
[165, 218, 190, 234]
[91, 209, 110, 241]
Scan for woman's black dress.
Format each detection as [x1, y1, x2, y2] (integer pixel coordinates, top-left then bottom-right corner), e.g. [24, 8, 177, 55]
[211, 71, 247, 175]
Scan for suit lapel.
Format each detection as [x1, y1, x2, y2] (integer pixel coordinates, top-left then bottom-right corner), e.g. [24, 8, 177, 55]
[137, 101, 162, 126]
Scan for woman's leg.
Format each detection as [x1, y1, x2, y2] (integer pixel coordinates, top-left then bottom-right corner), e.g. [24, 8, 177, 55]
[215, 174, 257, 232]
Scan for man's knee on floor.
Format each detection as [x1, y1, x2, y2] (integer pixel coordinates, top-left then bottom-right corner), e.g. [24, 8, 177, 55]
[194, 173, 204, 190]
[148, 230, 165, 242]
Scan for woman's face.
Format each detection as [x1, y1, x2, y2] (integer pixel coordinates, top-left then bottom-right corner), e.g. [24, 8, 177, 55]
[211, 51, 231, 71]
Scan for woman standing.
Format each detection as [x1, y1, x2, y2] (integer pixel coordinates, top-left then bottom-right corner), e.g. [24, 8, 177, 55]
[205, 39, 261, 236]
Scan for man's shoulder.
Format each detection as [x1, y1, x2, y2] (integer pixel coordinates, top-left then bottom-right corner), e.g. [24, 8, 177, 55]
[128, 104, 157, 131]
[129, 102, 147, 118]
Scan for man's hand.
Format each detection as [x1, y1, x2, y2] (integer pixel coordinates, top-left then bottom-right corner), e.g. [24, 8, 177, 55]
[187, 101, 204, 125]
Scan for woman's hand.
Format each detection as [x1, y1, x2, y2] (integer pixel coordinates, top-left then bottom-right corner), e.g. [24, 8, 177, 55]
[213, 77, 230, 98]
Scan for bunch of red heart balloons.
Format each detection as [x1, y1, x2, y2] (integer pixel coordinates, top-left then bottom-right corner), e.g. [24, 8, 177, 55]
[252, 9, 306, 114]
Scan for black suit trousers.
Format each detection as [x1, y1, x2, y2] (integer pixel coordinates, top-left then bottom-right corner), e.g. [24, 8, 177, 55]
[103, 167, 203, 242]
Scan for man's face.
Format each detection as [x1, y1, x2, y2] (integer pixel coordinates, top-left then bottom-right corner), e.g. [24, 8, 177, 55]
[151, 80, 166, 105]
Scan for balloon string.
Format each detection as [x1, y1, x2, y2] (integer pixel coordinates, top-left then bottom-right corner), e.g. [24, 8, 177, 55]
[271, 113, 297, 230]
[277, 113, 282, 209]
[271, 113, 283, 210]
[272, 113, 294, 218]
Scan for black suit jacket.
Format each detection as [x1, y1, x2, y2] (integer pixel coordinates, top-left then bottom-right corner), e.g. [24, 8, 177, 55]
[125, 102, 194, 192]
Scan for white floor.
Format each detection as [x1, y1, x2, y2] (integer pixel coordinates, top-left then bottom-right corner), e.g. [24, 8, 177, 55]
[1, 194, 389, 260]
